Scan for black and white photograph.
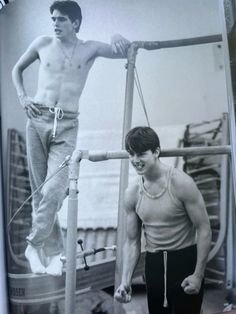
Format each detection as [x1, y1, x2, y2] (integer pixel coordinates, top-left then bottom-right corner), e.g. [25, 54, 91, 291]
[0, 0, 236, 313]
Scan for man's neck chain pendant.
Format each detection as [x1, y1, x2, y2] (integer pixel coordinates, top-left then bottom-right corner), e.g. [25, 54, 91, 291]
[59, 39, 78, 67]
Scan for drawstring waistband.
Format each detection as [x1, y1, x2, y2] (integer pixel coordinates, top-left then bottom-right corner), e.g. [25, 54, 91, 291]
[49, 107, 64, 138]
[163, 251, 168, 308]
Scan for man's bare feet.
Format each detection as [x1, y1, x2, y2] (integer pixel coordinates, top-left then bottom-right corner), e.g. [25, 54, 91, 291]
[25, 245, 46, 274]
[46, 254, 63, 276]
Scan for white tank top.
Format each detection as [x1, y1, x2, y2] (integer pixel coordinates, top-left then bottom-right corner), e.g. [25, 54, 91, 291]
[136, 167, 197, 252]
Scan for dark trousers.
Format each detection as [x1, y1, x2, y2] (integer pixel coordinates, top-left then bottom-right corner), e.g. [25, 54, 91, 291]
[145, 245, 204, 314]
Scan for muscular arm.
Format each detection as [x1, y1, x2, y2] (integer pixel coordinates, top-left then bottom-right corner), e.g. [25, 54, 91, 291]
[12, 37, 45, 117]
[121, 187, 142, 285]
[115, 185, 142, 302]
[93, 34, 130, 59]
[175, 171, 212, 293]
[12, 37, 41, 97]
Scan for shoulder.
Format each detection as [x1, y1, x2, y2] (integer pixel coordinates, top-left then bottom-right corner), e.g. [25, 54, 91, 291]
[170, 168, 200, 202]
[171, 167, 194, 186]
[124, 178, 140, 212]
[28, 36, 53, 51]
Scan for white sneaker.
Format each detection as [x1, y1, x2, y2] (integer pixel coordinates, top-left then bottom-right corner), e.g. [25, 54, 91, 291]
[25, 245, 46, 274]
[46, 254, 63, 276]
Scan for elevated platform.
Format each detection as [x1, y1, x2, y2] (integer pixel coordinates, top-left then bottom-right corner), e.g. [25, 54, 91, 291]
[9, 253, 145, 305]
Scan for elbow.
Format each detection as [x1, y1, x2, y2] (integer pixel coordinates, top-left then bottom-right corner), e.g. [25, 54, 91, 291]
[198, 223, 212, 249]
[208, 227, 212, 245]
[125, 238, 141, 253]
[206, 221, 212, 242]
[205, 227, 212, 250]
[12, 63, 23, 83]
[11, 67, 16, 83]
[11, 65, 19, 84]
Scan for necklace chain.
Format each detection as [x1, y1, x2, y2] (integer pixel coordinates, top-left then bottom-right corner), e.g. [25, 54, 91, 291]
[58, 39, 78, 66]
[142, 182, 167, 199]
[141, 168, 170, 199]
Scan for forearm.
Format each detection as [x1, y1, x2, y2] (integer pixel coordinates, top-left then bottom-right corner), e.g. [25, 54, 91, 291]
[121, 239, 141, 286]
[12, 66, 27, 97]
[12, 65, 32, 110]
[95, 35, 130, 59]
[194, 226, 212, 279]
[97, 46, 127, 59]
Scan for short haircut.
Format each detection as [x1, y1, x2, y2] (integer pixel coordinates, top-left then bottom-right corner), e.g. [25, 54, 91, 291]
[125, 126, 161, 155]
[50, 1, 82, 33]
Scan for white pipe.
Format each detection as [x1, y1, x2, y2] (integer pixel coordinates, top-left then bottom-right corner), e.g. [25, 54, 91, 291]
[65, 151, 82, 314]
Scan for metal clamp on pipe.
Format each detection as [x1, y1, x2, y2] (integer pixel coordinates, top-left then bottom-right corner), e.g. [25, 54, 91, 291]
[69, 150, 84, 181]
[61, 242, 117, 265]
[77, 239, 89, 271]
[76, 245, 116, 259]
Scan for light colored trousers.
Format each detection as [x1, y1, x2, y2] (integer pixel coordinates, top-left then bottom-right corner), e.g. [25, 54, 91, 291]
[26, 107, 78, 256]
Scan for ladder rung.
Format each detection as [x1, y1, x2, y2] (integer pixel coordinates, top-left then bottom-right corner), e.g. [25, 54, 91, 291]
[204, 277, 224, 285]
[209, 215, 219, 220]
[206, 202, 219, 208]
[206, 267, 225, 276]
[188, 164, 220, 175]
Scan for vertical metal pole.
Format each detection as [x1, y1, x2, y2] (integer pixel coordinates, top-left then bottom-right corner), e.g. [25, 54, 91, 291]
[0, 122, 8, 314]
[226, 169, 234, 290]
[114, 44, 138, 314]
[208, 113, 229, 261]
[220, 0, 236, 203]
[220, 0, 236, 302]
[65, 154, 81, 314]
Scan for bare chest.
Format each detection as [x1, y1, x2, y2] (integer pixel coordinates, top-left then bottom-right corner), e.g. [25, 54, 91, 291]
[38, 44, 94, 74]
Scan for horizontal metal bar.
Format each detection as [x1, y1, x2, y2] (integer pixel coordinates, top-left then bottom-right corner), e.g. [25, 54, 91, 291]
[160, 146, 231, 157]
[132, 34, 222, 51]
[78, 145, 231, 162]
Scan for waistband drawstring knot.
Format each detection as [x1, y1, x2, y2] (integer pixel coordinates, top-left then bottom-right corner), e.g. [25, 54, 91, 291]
[49, 107, 64, 138]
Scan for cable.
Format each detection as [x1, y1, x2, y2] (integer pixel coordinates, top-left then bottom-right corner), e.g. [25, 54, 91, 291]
[7, 155, 71, 228]
[134, 66, 151, 127]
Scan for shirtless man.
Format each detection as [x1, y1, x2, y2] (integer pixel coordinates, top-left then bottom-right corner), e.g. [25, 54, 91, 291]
[12, 0, 130, 276]
[114, 127, 212, 314]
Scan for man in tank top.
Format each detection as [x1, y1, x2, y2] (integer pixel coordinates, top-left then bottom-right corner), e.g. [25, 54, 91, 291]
[114, 126, 212, 314]
[12, 0, 130, 276]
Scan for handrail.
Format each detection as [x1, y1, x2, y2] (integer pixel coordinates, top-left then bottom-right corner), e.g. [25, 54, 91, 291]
[131, 34, 222, 51]
[72, 145, 231, 162]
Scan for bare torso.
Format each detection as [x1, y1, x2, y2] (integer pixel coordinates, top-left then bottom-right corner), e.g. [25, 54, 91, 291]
[34, 36, 96, 112]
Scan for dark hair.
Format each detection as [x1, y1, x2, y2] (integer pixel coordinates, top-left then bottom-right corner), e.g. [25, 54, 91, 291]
[125, 126, 161, 155]
[50, 1, 82, 33]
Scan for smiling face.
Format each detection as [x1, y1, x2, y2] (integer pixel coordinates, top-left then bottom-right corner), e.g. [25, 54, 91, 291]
[51, 9, 79, 38]
[129, 149, 159, 175]
[125, 127, 161, 175]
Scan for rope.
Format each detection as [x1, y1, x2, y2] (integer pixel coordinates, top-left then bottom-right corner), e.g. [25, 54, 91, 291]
[7, 156, 70, 228]
[134, 66, 150, 127]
